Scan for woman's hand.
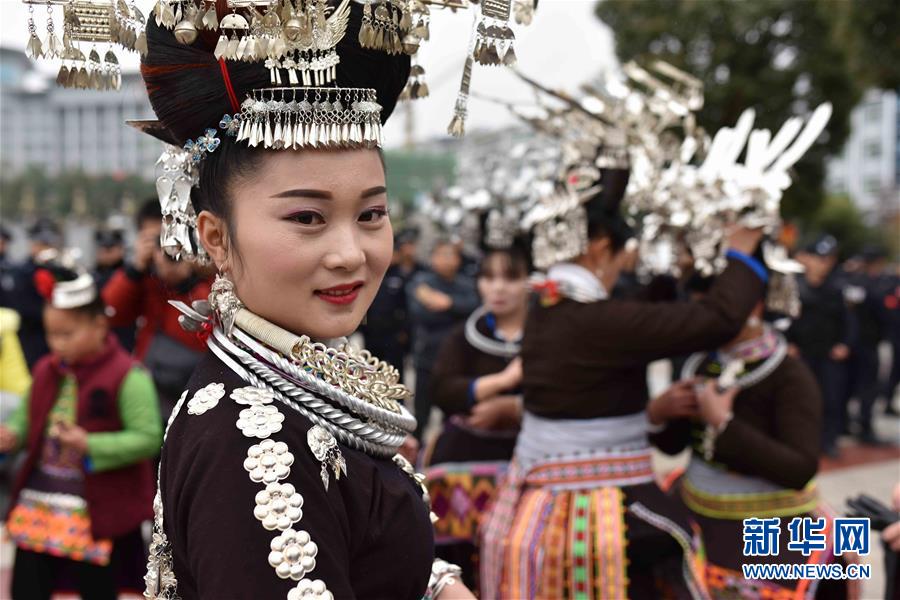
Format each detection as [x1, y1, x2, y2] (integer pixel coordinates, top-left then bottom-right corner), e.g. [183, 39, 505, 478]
[55, 422, 89, 455]
[473, 358, 522, 403]
[647, 379, 699, 425]
[0, 425, 18, 452]
[466, 395, 521, 430]
[500, 357, 522, 389]
[696, 380, 737, 429]
[435, 578, 477, 600]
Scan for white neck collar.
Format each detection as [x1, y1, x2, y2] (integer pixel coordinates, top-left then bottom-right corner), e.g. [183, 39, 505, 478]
[546, 262, 608, 303]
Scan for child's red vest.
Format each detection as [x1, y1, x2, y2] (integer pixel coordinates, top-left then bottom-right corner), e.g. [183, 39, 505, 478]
[7, 335, 155, 539]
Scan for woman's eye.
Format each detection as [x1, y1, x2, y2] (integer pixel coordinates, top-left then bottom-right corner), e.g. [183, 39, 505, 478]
[359, 208, 388, 223]
[288, 211, 325, 226]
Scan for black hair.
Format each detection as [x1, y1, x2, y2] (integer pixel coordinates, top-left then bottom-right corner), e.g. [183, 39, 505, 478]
[477, 245, 531, 280]
[136, 198, 163, 229]
[585, 167, 632, 253]
[141, 11, 407, 260]
[430, 236, 458, 254]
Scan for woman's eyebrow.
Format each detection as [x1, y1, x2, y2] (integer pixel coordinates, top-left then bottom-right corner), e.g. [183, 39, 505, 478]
[271, 189, 333, 199]
[271, 186, 386, 200]
[361, 186, 387, 199]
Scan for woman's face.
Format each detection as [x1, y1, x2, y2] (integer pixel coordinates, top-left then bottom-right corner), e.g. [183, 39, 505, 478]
[477, 253, 529, 318]
[209, 148, 393, 340]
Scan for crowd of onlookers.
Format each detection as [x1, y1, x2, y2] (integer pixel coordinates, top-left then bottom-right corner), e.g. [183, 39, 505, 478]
[5, 213, 896, 456]
[0, 207, 898, 596]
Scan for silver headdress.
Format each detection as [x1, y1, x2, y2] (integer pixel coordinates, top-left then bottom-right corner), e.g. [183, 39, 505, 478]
[133, 0, 541, 263]
[449, 61, 830, 316]
[22, 0, 147, 91]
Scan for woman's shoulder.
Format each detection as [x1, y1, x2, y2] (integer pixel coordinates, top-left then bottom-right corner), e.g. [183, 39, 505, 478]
[770, 354, 820, 396]
[161, 352, 405, 508]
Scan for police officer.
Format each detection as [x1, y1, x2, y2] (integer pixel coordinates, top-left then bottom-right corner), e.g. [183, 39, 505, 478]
[362, 228, 424, 383]
[93, 228, 127, 290]
[4, 219, 63, 368]
[787, 235, 852, 457]
[845, 246, 891, 444]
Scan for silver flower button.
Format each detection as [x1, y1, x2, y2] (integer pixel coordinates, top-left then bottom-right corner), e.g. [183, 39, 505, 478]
[236, 404, 285, 439]
[268, 528, 318, 580]
[187, 382, 226, 415]
[244, 439, 294, 484]
[254, 482, 304, 531]
[288, 579, 333, 600]
[231, 385, 276, 406]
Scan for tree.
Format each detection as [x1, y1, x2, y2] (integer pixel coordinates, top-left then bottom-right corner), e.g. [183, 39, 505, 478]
[0, 167, 153, 221]
[830, 0, 900, 90]
[807, 195, 886, 259]
[594, 0, 863, 221]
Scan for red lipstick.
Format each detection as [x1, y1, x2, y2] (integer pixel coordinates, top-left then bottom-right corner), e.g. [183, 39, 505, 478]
[315, 281, 364, 306]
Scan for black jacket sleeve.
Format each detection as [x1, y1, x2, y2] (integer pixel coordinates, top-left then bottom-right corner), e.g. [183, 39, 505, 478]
[576, 258, 766, 366]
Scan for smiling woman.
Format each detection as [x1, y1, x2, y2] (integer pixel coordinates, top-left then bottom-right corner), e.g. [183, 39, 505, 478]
[197, 149, 393, 340]
[135, 2, 471, 599]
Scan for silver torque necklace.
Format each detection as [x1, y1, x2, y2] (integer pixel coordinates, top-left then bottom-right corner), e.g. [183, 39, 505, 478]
[682, 333, 788, 390]
[206, 326, 410, 459]
[464, 306, 521, 359]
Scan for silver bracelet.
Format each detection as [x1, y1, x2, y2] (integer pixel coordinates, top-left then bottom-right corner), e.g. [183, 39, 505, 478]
[424, 559, 463, 600]
[701, 411, 733, 461]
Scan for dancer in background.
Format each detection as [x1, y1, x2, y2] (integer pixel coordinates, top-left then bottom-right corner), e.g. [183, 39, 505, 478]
[480, 159, 767, 597]
[426, 240, 530, 588]
[651, 290, 849, 599]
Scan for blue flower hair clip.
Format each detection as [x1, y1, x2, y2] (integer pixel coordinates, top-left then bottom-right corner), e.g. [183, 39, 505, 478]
[219, 114, 241, 137]
[184, 129, 221, 164]
[183, 114, 242, 164]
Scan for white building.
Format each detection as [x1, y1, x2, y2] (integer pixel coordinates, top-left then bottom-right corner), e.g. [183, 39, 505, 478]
[826, 88, 900, 222]
[0, 47, 160, 180]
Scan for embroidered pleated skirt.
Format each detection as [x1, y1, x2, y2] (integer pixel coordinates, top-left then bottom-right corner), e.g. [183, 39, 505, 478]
[480, 419, 709, 600]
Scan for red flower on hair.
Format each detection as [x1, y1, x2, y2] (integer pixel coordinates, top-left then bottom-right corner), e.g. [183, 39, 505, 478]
[33, 269, 56, 300]
[532, 279, 561, 307]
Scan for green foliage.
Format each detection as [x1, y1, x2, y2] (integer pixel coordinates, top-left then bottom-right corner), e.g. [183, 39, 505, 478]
[0, 167, 153, 220]
[806, 194, 885, 258]
[831, 0, 900, 90]
[593, 0, 890, 222]
[383, 149, 456, 222]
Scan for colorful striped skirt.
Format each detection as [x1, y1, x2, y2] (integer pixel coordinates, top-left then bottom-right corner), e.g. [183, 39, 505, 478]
[480, 446, 709, 599]
[676, 463, 849, 600]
